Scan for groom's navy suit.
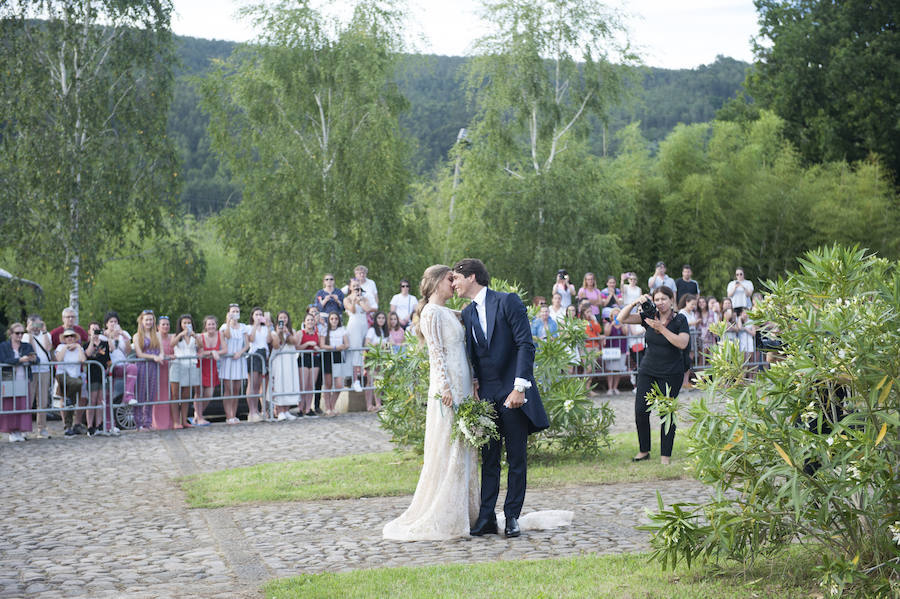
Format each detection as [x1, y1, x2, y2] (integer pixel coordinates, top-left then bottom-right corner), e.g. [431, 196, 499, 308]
[462, 288, 549, 522]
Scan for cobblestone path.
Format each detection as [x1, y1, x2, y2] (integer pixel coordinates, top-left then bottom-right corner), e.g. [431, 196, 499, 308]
[1, 393, 711, 598]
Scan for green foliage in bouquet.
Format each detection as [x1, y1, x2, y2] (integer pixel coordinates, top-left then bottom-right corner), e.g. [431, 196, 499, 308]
[451, 397, 500, 449]
[640, 246, 900, 598]
[370, 279, 614, 456]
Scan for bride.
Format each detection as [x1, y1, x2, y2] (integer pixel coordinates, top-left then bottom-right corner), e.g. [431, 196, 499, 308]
[383, 265, 480, 540]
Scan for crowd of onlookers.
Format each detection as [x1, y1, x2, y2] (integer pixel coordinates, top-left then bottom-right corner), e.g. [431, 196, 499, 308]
[1, 262, 763, 441]
[530, 262, 764, 395]
[0, 265, 415, 441]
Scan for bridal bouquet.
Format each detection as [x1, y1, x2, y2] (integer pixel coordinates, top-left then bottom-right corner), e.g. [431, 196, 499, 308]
[450, 396, 499, 450]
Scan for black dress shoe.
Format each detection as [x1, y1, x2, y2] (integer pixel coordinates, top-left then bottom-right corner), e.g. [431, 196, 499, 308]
[470, 516, 498, 536]
[504, 516, 521, 538]
[632, 453, 650, 462]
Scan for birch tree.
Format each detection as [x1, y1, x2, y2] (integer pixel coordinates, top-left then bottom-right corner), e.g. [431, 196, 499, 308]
[0, 1, 178, 317]
[198, 0, 419, 312]
[435, 0, 638, 292]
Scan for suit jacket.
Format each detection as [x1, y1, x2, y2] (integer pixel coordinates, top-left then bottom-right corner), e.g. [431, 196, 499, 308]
[462, 288, 549, 433]
[0, 341, 35, 381]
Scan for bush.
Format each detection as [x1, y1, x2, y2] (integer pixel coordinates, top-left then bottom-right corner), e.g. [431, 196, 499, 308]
[641, 246, 900, 597]
[370, 280, 613, 455]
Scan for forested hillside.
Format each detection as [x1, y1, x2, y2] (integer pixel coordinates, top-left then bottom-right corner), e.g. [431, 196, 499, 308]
[169, 35, 748, 214]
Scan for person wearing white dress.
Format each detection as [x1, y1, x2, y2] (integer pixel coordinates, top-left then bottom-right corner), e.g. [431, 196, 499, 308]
[344, 280, 374, 392]
[383, 265, 480, 540]
[270, 310, 301, 420]
[170, 315, 202, 429]
[220, 304, 249, 424]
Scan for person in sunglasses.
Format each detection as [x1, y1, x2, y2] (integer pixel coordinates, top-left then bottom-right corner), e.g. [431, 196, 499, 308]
[1, 323, 36, 441]
[389, 279, 418, 329]
[314, 274, 345, 316]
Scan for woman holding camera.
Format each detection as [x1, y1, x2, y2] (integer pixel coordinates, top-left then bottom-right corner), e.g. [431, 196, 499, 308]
[552, 270, 575, 310]
[619, 286, 690, 465]
[344, 279, 374, 392]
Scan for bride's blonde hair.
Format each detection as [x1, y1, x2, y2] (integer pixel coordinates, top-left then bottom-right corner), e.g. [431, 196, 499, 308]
[413, 264, 451, 342]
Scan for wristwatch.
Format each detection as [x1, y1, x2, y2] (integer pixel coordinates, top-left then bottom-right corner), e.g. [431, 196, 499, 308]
[514, 383, 526, 393]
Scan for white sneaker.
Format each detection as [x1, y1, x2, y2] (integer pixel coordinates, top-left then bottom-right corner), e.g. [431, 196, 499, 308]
[11, 432, 25, 442]
[276, 412, 286, 421]
[352, 380, 363, 393]
[108, 427, 121, 436]
[284, 411, 297, 421]
[127, 398, 138, 405]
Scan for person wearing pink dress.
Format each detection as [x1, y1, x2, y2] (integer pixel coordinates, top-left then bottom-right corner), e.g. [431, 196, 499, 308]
[1, 323, 35, 441]
[152, 316, 174, 430]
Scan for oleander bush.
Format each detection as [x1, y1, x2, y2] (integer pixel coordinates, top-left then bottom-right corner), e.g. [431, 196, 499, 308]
[641, 246, 900, 598]
[369, 280, 613, 455]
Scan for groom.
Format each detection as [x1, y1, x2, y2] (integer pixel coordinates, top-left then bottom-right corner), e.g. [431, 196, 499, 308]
[452, 259, 549, 538]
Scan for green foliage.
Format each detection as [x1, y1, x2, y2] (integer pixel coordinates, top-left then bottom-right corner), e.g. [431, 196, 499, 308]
[369, 335, 429, 453]
[371, 280, 613, 455]
[748, 0, 900, 180]
[197, 0, 423, 316]
[642, 245, 900, 597]
[0, 1, 179, 312]
[531, 316, 614, 455]
[81, 216, 213, 327]
[620, 111, 900, 295]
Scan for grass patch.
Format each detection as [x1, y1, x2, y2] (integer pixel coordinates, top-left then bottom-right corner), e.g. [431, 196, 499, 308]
[180, 432, 691, 508]
[263, 549, 817, 598]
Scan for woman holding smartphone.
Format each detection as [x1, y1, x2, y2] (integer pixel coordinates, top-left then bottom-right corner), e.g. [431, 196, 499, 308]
[270, 311, 300, 420]
[619, 286, 690, 465]
[171, 315, 201, 428]
[344, 280, 374, 393]
[220, 305, 249, 424]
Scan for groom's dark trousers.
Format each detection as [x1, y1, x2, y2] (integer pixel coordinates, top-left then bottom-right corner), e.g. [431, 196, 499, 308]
[479, 390, 530, 521]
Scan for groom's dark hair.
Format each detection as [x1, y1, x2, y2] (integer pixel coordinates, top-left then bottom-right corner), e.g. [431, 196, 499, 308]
[453, 258, 490, 286]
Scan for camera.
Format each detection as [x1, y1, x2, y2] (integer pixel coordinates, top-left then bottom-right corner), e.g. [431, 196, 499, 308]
[278, 320, 285, 328]
[186, 324, 193, 334]
[639, 298, 658, 320]
[557, 269, 568, 279]
[755, 329, 783, 352]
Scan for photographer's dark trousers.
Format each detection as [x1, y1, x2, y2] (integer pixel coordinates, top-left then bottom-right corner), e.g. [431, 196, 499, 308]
[635, 372, 683, 457]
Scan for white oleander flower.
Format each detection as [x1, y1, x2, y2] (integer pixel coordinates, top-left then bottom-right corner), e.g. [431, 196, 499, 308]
[847, 463, 861, 480]
[564, 399, 574, 412]
[889, 522, 900, 545]
[801, 401, 818, 421]
[826, 436, 834, 446]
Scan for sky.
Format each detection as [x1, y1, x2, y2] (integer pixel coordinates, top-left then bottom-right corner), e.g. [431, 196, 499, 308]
[171, 0, 759, 70]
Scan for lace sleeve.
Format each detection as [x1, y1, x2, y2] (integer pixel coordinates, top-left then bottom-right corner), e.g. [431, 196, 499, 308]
[421, 306, 452, 400]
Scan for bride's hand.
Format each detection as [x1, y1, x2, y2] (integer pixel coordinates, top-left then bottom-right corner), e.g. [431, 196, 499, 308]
[441, 389, 453, 407]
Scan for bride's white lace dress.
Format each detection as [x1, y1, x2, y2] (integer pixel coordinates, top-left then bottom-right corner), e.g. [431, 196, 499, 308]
[382, 303, 480, 541]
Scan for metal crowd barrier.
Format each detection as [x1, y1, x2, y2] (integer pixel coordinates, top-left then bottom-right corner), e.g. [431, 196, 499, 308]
[266, 346, 377, 418]
[568, 332, 769, 383]
[111, 351, 268, 429]
[1, 359, 109, 431]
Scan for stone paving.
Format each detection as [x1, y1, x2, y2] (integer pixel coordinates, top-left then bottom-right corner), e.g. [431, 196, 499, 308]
[1, 391, 712, 598]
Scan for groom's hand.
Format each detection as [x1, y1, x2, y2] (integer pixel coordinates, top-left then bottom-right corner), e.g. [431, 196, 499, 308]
[473, 379, 480, 401]
[504, 389, 525, 409]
